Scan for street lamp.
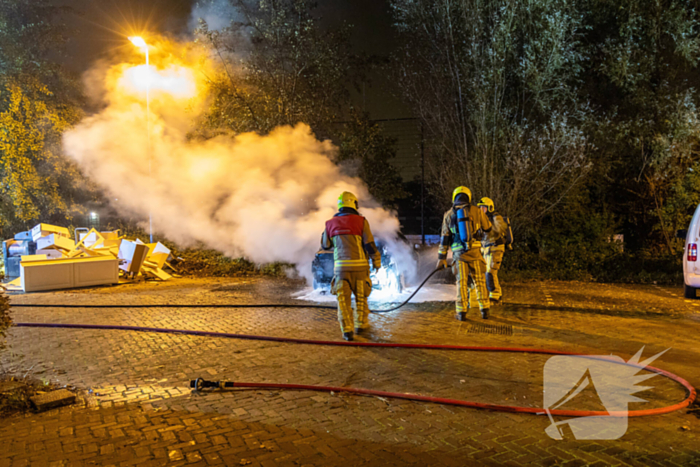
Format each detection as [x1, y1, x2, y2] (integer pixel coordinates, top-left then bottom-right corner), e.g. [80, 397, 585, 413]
[129, 36, 154, 243]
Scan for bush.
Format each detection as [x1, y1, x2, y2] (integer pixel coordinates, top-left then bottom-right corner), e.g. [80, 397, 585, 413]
[173, 249, 257, 277]
[107, 221, 291, 278]
[172, 249, 292, 278]
[496, 201, 683, 284]
[500, 245, 682, 284]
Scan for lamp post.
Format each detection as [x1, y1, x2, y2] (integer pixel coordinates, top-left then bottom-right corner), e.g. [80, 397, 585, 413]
[129, 36, 154, 243]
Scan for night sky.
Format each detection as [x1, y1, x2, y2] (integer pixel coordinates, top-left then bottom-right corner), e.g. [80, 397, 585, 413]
[57, 0, 407, 118]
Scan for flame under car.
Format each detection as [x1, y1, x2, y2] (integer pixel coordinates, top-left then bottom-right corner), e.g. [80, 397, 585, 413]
[311, 241, 407, 293]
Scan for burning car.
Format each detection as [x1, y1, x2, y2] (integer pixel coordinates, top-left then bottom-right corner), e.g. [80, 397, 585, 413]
[311, 240, 411, 293]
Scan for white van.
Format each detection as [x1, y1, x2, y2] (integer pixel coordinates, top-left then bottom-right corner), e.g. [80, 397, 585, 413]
[682, 203, 700, 298]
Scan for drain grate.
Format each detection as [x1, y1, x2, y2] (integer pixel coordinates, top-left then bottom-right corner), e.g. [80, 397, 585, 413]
[468, 323, 513, 336]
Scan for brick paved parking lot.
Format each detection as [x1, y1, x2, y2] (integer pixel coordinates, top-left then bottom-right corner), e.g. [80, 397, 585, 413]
[1, 278, 699, 466]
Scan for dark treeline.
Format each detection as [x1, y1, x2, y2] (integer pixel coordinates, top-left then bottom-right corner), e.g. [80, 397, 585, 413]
[3, 0, 700, 282]
[389, 0, 700, 282]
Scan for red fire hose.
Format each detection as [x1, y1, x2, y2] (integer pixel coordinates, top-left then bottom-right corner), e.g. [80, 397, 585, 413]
[13, 322, 696, 418]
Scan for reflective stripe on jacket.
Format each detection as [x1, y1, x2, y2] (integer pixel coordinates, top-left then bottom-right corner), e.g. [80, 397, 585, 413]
[321, 208, 381, 273]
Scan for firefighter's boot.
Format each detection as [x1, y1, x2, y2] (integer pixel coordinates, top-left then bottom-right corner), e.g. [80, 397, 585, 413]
[481, 308, 489, 319]
[343, 332, 354, 341]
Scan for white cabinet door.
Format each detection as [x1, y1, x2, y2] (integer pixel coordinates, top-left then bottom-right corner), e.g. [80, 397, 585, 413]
[21, 257, 119, 292]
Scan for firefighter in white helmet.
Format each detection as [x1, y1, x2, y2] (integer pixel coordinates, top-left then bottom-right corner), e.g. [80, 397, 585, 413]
[322, 191, 381, 341]
[477, 197, 507, 304]
[436, 187, 493, 320]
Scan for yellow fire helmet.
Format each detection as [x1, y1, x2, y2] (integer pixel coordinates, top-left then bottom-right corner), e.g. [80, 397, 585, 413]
[338, 191, 359, 209]
[452, 186, 472, 204]
[478, 197, 495, 213]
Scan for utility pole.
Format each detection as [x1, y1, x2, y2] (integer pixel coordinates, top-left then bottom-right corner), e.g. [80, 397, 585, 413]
[420, 121, 425, 246]
[129, 36, 153, 243]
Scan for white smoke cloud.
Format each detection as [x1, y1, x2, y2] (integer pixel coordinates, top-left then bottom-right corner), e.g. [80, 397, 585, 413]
[62, 47, 414, 283]
[188, 0, 244, 32]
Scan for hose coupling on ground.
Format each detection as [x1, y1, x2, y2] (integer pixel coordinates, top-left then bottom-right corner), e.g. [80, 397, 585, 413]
[190, 378, 234, 391]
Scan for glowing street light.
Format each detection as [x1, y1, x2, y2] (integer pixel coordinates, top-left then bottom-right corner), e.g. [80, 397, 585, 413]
[129, 36, 154, 244]
[129, 36, 147, 49]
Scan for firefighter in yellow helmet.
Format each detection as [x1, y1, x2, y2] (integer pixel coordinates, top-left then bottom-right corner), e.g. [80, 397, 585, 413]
[477, 197, 507, 304]
[322, 191, 381, 341]
[436, 187, 493, 320]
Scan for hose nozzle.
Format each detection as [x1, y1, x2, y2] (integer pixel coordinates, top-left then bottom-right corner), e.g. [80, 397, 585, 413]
[190, 378, 234, 391]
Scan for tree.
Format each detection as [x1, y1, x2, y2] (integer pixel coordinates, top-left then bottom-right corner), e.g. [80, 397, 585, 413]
[0, 0, 87, 235]
[334, 112, 407, 207]
[193, 1, 407, 210]
[390, 0, 590, 230]
[580, 0, 700, 254]
[194, 0, 359, 136]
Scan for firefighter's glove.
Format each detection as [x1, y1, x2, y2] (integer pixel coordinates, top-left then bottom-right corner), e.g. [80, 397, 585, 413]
[436, 259, 448, 270]
[372, 263, 381, 273]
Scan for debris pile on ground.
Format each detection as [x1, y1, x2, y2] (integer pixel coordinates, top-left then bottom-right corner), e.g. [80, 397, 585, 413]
[0, 377, 66, 417]
[2, 224, 177, 292]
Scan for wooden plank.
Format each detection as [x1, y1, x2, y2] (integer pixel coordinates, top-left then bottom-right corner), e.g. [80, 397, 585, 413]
[118, 240, 149, 274]
[142, 265, 172, 281]
[36, 249, 65, 260]
[30, 223, 70, 242]
[145, 242, 170, 269]
[36, 234, 76, 252]
[30, 389, 75, 411]
[77, 229, 104, 249]
[21, 255, 48, 262]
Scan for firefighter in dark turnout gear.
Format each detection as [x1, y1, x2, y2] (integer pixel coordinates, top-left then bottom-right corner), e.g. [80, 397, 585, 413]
[478, 197, 507, 304]
[322, 192, 382, 341]
[436, 187, 493, 320]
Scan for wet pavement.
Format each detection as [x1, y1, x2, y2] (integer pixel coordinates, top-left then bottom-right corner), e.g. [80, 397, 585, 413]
[0, 277, 699, 466]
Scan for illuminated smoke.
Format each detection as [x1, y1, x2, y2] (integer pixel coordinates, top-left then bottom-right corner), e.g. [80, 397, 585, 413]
[62, 39, 415, 284]
[188, 0, 243, 31]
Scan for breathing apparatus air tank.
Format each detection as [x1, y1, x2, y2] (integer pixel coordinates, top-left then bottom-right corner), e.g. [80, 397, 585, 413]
[456, 207, 472, 247]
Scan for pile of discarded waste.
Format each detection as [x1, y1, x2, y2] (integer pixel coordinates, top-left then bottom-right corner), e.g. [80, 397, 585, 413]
[2, 224, 176, 293]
